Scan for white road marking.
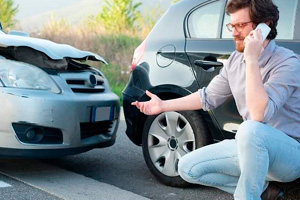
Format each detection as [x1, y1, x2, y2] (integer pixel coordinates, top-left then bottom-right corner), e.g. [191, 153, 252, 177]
[0, 181, 11, 188]
[120, 107, 125, 121]
[0, 160, 149, 200]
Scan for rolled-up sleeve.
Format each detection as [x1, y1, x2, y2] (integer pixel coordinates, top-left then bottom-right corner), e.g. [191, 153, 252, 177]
[199, 66, 232, 111]
[263, 61, 300, 122]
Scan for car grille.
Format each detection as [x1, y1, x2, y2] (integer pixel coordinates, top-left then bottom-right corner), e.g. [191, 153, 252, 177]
[80, 121, 113, 139]
[60, 72, 105, 93]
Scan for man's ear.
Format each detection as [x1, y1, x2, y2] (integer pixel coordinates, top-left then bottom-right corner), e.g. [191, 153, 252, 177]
[265, 21, 271, 26]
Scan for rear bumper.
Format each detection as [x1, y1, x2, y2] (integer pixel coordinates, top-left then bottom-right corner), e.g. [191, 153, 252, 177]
[122, 90, 143, 146]
[122, 75, 146, 146]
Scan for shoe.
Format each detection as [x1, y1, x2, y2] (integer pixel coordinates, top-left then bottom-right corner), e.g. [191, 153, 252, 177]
[261, 184, 284, 200]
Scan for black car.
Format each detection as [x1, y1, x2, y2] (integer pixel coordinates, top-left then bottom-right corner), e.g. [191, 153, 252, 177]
[122, 0, 300, 187]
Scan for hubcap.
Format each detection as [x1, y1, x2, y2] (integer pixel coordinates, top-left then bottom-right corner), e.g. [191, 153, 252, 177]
[168, 136, 178, 150]
[147, 112, 196, 177]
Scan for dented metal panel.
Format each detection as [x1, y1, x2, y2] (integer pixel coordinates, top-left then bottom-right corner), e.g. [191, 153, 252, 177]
[0, 32, 107, 63]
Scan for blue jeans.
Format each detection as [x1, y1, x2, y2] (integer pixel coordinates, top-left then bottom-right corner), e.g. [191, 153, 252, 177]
[178, 120, 300, 200]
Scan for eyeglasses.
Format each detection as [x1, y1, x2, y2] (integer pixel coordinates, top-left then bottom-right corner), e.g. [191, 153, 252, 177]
[226, 21, 253, 32]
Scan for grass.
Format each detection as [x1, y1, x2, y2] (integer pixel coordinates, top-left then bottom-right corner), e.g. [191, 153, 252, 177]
[92, 36, 141, 105]
[109, 83, 127, 104]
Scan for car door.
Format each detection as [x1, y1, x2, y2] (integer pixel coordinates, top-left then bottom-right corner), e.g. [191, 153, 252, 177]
[184, 0, 240, 140]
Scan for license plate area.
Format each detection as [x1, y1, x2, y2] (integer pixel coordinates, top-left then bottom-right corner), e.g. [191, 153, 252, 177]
[91, 106, 114, 122]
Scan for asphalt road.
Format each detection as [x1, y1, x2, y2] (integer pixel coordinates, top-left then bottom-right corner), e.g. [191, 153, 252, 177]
[0, 173, 62, 200]
[42, 111, 300, 200]
[1, 110, 300, 199]
[42, 113, 233, 200]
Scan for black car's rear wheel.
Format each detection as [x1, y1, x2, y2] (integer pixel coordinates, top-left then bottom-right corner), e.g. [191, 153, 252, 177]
[142, 110, 212, 187]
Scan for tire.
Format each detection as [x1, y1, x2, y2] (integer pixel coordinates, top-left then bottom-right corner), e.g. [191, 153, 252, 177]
[142, 110, 212, 187]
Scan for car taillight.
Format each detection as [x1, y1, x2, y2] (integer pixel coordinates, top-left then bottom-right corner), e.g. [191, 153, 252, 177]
[131, 40, 146, 72]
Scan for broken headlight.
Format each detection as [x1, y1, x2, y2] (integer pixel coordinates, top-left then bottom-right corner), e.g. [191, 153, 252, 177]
[0, 59, 60, 93]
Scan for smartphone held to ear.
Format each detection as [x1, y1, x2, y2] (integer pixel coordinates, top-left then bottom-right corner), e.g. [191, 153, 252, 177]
[255, 23, 271, 41]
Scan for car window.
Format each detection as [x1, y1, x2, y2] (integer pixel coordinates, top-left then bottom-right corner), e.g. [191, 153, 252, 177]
[188, 1, 223, 38]
[221, 0, 298, 40]
[274, 0, 297, 39]
[221, 14, 231, 39]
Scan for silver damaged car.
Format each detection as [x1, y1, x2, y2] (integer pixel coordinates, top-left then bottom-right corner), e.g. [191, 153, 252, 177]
[0, 29, 120, 158]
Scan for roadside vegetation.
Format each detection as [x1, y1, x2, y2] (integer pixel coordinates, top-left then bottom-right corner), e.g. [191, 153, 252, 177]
[0, 0, 18, 28]
[0, 0, 180, 104]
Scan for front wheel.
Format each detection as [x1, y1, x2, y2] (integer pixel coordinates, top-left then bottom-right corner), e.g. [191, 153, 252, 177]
[142, 110, 212, 187]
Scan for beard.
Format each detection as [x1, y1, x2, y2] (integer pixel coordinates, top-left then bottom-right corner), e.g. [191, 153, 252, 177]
[233, 37, 245, 52]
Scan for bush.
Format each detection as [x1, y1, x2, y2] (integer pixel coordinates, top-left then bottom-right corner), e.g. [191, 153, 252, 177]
[92, 0, 141, 34]
[91, 35, 141, 104]
[0, 0, 18, 29]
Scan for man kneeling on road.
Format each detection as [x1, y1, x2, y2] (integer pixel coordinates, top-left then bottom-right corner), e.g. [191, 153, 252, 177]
[132, 0, 300, 199]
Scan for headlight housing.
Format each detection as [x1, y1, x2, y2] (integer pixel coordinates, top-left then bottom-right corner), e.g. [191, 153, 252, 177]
[0, 59, 60, 93]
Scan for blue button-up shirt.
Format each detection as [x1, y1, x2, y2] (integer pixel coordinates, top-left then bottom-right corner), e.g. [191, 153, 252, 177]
[199, 40, 300, 139]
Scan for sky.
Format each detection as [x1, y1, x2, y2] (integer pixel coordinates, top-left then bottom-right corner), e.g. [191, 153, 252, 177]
[14, 0, 173, 20]
[14, 0, 93, 20]
[13, 0, 173, 31]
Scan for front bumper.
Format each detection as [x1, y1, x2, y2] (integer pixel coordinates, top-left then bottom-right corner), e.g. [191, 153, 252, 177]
[0, 76, 120, 158]
[0, 141, 114, 158]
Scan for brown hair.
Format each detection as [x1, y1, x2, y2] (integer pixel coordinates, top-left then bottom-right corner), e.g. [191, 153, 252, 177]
[226, 0, 279, 40]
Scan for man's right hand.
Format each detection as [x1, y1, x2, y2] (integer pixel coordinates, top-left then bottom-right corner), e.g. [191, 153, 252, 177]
[131, 90, 164, 115]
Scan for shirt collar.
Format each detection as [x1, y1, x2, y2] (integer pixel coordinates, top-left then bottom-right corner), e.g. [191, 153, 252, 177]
[258, 40, 276, 68]
[240, 40, 276, 67]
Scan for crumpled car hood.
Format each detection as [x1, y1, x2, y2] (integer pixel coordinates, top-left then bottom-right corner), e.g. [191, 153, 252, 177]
[0, 33, 107, 64]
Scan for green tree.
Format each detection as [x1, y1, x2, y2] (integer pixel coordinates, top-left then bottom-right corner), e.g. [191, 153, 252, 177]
[0, 0, 18, 29]
[172, 0, 182, 4]
[92, 0, 142, 34]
